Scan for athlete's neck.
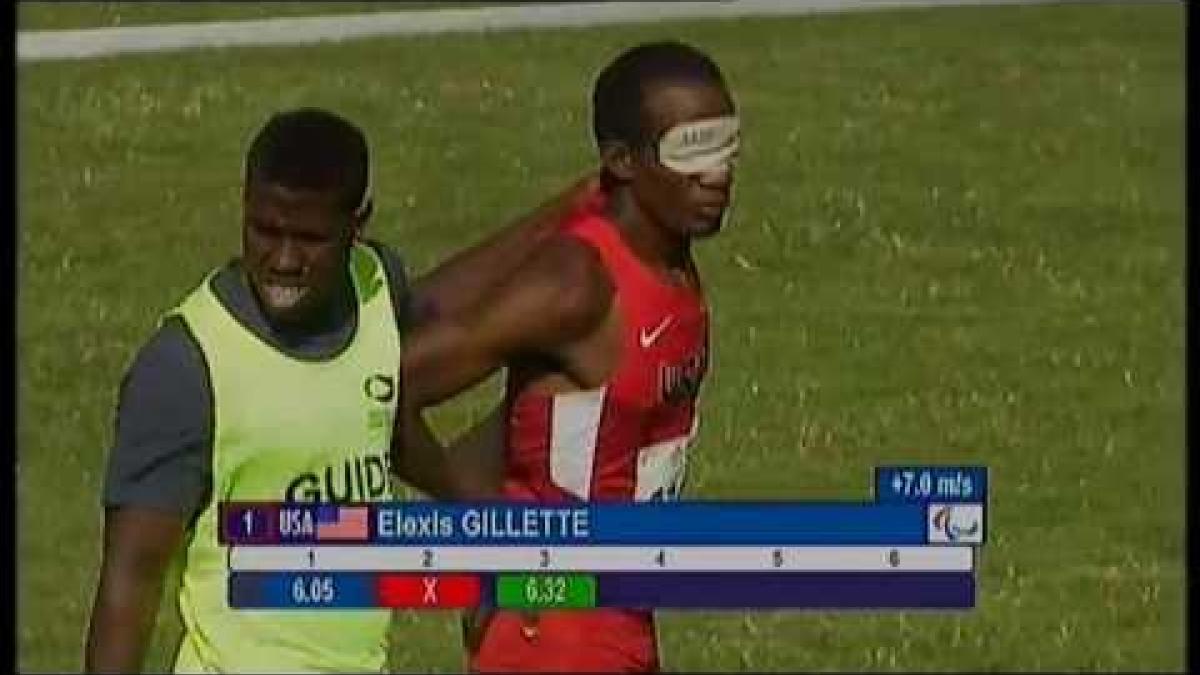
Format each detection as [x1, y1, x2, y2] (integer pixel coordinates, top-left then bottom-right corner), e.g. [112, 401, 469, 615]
[604, 189, 691, 274]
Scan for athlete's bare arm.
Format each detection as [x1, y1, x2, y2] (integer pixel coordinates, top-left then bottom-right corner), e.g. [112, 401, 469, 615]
[408, 174, 600, 322]
[394, 238, 614, 499]
[391, 176, 599, 498]
[85, 508, 188, 673]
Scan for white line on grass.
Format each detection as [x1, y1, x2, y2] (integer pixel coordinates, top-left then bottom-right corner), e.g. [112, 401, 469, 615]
[17, 0, 1115, 62]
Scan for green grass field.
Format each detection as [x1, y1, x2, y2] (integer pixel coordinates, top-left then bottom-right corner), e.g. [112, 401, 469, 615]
[17, 1, 495, 31]
[17, 2, 1184, 672]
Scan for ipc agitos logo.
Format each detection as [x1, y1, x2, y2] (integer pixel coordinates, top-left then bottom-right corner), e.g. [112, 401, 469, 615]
[928, 504, 983, 543]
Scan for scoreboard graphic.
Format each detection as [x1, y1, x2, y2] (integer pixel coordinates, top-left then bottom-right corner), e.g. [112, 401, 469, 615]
[220, 466, 986, 610]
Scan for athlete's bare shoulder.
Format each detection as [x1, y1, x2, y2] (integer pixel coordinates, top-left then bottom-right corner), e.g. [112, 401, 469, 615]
[509, 233, 615, 344]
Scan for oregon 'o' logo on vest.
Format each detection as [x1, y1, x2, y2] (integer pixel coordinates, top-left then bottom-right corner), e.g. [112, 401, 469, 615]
[363, 374, 395, 403]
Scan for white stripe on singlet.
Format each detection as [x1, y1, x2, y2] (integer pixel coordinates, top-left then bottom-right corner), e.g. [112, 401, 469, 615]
[548, 387, 608, 499]
[634, 415, 699, 501]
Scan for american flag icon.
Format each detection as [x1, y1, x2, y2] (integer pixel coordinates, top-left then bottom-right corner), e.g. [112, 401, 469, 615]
[315, 505, 369, 541]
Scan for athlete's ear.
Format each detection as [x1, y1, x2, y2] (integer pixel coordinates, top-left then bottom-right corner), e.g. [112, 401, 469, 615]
[599, 141, 636, 182]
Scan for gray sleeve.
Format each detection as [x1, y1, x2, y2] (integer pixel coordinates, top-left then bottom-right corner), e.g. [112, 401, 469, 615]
[103, 316, 212, 520]
[366, 239, 413, 329]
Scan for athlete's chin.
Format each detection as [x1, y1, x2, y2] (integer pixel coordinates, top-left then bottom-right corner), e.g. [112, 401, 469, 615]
[686, 215, 725, 239]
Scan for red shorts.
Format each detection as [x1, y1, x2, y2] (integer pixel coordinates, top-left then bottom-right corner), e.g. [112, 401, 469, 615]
[469, 609, 659, 673]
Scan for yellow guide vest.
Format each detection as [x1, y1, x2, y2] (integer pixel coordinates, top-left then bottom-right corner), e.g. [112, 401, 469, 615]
[168, 244, 399, 673]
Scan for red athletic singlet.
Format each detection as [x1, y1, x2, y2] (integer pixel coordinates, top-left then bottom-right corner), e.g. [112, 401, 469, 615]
[471, 206, 710, 674]
[503, 208, 709, 503]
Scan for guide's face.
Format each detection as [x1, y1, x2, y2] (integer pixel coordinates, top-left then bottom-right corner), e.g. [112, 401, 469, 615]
[241, 180, 353, 328]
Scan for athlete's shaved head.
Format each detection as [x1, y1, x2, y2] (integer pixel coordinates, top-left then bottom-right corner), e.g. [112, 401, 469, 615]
[592, 40, 728, 150]
[591, 41, 738, 240]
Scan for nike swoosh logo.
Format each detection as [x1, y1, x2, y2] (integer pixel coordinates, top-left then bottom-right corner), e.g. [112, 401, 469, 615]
[640, 316, 675, 348]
